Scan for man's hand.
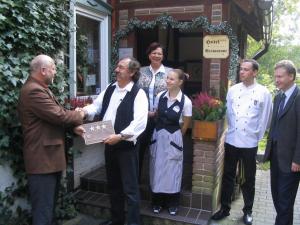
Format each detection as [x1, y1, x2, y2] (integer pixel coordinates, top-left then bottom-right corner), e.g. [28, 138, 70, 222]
[73, 125, 85, 137]
[291, 162, 300, 172]
[103, 134, 122, 145]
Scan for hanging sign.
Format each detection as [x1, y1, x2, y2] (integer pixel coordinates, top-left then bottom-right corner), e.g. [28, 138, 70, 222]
[203, 35, 229, 59]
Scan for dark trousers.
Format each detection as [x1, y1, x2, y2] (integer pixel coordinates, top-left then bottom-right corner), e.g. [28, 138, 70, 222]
[28, 172, 61, 225]
[105, 142, 140, 225]
[138, 118, 155, 181]
[270, 144, 300, 225]
[220, 143, 257, 214]
[152, 192, 180, 208]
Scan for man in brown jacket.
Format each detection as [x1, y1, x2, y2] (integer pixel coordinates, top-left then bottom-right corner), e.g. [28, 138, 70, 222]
[18, 54, 84, 225]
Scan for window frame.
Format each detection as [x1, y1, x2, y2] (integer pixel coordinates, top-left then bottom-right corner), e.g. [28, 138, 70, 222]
[69, 0, 111, 98]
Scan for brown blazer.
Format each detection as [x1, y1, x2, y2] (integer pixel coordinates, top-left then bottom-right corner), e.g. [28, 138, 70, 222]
[18, 77, 83, 174]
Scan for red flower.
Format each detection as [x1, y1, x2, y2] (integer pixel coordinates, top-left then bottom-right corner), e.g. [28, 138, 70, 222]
[192, 92, 226, 121]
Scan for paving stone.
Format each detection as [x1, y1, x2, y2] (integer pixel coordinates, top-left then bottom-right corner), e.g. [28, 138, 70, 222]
[209, 169, 300, 225]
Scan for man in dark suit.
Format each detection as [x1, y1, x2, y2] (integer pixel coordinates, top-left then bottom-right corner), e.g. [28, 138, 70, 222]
[18, 54, 84, 225]
[264, 60, 300, 225]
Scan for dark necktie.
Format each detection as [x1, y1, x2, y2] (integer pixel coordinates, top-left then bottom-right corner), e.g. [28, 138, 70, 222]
[272, 93, 286, 141]
[277, 93, 286, 118]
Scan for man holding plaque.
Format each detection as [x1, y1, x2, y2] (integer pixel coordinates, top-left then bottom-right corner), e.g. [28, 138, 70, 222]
[78, 57, 148, 225]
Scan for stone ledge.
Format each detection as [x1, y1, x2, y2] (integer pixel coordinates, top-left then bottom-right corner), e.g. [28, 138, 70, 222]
[74, 190, 211, 225]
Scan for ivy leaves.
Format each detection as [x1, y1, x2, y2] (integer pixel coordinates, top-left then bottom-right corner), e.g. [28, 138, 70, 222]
[0, 1, 70, 224]
[111, 14, 239, 82]
[0, 1, 69, 55]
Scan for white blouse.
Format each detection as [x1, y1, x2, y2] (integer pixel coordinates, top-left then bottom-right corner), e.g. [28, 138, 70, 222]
[154, 90, 192, 123]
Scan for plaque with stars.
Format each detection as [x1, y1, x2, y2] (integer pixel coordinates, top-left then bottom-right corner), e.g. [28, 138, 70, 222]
[82, 120, 115, 145]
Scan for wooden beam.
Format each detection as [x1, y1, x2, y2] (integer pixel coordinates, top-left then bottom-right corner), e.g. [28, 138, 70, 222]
[233, 0, 254, 14]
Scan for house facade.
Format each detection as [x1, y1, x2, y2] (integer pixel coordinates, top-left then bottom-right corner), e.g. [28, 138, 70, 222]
[69, 0, 273, 220]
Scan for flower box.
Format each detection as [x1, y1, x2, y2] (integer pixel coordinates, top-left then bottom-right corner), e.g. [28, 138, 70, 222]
[192, 120, 223, 141]
[191, 92, 226, 141]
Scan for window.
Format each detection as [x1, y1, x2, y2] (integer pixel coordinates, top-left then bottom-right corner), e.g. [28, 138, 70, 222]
[76, 15, 100, 96]
[69, 1, 111, 97]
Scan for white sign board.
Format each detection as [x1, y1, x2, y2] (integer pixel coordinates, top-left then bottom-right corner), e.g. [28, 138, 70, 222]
[203, 35, 229, 59]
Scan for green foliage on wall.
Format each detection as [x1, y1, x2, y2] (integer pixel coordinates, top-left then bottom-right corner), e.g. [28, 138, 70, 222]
[111, 14, 239, 81]
[0, 0, 74, 224]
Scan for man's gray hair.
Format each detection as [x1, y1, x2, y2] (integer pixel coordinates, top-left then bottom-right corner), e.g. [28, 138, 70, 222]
[123, 57, 141, 83]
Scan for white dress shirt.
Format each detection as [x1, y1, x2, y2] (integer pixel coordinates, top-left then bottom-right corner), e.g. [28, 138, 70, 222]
[154, 90, 192, 123]
[84, 81, 148, 142]
[281, 84, 296, 108]
[225, 82, 273, 148]
[149, 65, 166, 111]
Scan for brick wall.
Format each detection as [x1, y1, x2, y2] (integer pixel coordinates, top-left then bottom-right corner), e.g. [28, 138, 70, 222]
[211, 4, 222, 25]
[208, 3, 223, 96]
[118, 10, 129, 47]
[210, 59, 221, 97]
[134, 5, 204, 16]
[192, 122, 225, 212]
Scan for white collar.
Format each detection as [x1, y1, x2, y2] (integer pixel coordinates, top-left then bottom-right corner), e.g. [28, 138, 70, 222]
[149, 64, 165, 76]
[162, 90, 183, 102]
[113, 81, 134, 92]
[283, 83, 296, 100]
[241, 81, 256, 89]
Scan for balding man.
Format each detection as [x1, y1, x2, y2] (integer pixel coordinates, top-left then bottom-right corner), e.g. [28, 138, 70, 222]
[77, 57, 148, 225]
[18, 54, 84, 225]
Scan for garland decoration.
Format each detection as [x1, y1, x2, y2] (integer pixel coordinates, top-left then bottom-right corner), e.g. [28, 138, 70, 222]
[111, 14, 239, 81]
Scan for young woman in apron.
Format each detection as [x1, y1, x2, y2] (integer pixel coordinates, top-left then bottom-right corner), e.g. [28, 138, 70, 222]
[149, 69, 192, 216]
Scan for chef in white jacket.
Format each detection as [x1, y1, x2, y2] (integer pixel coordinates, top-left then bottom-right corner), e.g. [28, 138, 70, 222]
[211, 59, 273, 225]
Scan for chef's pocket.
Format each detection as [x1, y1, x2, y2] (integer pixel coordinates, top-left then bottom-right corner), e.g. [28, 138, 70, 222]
[167, 141, 183, 160]
[149, 139, 157, 158]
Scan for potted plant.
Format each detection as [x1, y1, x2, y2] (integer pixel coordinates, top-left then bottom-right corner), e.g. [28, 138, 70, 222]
[191, 92, 226, 141]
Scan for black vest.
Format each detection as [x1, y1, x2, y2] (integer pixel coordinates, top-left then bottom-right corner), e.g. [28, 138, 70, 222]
[99, 83, 140, 135]
[156, 91, 185, 133]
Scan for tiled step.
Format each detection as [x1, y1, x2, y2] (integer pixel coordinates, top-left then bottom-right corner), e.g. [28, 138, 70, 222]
[79, 167, 210, 210]
[74, 190, 211, 225]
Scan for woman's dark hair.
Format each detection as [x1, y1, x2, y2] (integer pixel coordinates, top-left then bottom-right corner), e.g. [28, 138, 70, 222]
[146, 42, 164, 56]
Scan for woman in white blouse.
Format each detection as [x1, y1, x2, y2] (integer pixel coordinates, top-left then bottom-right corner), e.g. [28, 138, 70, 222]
[137, 42, 172, 181]
[149, 69, 192, 216]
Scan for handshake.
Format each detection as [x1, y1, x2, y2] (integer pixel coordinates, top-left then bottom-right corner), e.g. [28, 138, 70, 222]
[73, 107, 87, 137]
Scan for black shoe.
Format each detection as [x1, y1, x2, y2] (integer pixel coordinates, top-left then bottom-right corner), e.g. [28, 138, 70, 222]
[99, 220, 113, 225]
[211, 209, 230, 220]
[168, 207, 178, 216]
[243, 213, 253, 225]
[152, 205, 162, 214]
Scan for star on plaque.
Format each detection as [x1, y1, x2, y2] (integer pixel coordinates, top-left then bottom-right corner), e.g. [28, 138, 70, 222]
[82, 120, 115, 145]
